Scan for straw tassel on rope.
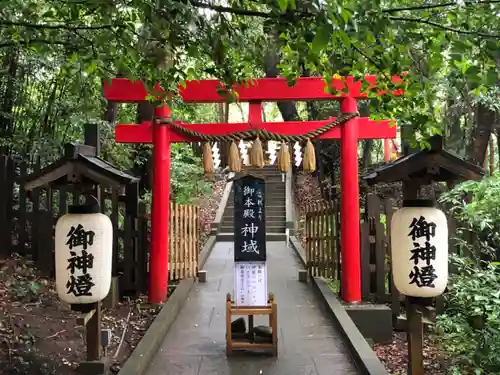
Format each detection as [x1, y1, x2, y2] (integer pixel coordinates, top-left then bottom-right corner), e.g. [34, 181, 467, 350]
[249, 137, 265, 168]
[302, 139, 316, 173]
[202, 142, 214, 177]
[228, 140, 242, 173]
[162, 112, 358, 174]
[277, 141, 291, 173]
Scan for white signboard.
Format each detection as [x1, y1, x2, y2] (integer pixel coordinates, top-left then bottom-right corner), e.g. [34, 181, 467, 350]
[234, 261, 267, 306]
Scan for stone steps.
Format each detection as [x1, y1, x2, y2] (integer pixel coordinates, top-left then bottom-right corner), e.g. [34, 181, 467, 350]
[216, 232, 287, 241]
[221, 215, 286, 224]
[219, 224, 286, 232]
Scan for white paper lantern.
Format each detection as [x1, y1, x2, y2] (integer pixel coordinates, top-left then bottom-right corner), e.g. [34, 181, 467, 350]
[390, 200, 448, 298]
[55, 205, 113, 304]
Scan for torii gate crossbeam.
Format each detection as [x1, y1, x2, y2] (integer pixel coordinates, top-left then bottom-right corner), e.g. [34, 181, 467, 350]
[103, 75, 402, 304]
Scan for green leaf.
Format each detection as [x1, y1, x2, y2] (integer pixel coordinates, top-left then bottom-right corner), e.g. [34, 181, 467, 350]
[87, 63, 97, 74]
[340, 8, 351, 24]
[337, 31, 351, 48]
[486, 68, 498, 85]
[465, 65, 481, 78]
[311, 25, 331, 54]
[29, 282, 41, 293]
[277, 0, 288, 11]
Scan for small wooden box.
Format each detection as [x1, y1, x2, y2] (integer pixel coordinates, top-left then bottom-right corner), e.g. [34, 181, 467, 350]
[225, 293, 278, 356]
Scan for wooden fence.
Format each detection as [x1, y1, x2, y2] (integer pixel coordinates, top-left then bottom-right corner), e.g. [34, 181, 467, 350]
[304, 201, 341, 278]
[361, 193, 395, 304]
[0, 154, 200, 298]
[168, 203, 200, 280]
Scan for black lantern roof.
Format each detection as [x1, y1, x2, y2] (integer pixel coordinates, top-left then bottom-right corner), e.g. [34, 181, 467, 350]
[363, 135, 485, 185]
[21, 143, 139, 190]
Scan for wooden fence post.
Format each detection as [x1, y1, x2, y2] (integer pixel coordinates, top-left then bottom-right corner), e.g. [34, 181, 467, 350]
[36, 210, 54, 277]
[137, 202, 149, 294]
[30, 159, 41, 262]
[360, 221, 371, 300]
[18, 161, 28, 255]
[335, 197, 341, 282]
[0, 155, 10, 258]
[407, 298, 424, 375]
[367, 194, 384, 299]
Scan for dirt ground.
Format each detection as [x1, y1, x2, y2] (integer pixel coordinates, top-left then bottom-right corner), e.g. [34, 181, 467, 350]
[0, 256, 163, 375]
[293, 171, 447, 375]
[373, 332, 448, 375]
[0, 177, 226, 375]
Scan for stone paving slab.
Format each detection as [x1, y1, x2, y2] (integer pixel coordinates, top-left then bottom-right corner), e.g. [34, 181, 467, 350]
[145, 242, 359, 375]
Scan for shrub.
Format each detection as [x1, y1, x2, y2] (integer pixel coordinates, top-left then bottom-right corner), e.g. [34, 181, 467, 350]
[434, 254, 500, 374]
[435, 175, 500, 374]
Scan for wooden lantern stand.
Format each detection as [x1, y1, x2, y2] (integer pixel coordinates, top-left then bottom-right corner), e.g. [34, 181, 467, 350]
[73, 302, 109, 374]
[225, 292, 278, 356]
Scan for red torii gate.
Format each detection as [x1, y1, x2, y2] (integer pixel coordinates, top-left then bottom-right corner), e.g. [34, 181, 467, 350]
[103, 75, 403, 304]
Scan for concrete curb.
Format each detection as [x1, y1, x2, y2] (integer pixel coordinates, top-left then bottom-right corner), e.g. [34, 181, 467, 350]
[289, 236, 390, 375]
[118, 235, 218, 375]
[211, 180, 233, 234]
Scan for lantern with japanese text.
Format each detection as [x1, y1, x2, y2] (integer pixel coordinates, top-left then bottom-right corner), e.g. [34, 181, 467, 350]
[390, 200, 448, 297]
[55, 204, 113, 304]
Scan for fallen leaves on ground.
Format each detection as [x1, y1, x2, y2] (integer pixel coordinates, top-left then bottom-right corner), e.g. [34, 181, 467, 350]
[373, 333, 448, 375]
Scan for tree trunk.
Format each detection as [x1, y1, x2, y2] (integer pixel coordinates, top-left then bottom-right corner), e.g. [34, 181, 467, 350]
[263, 28, 299, 122]
[135, 102, 155, 194]
[445, 98, 465, 155]
[103, 101, 117, 123]
[359, 102, 372, 168]
[218, 103, 230, 167]
[262, 24, 301, 177]
[497, 130, 500, 174]
[0, 51, 19, 154]
[361, 141, 373, 169]
[468, 103, 496, 166]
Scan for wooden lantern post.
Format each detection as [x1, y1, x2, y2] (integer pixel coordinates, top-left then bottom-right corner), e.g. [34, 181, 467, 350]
[21, 141, 138, 374]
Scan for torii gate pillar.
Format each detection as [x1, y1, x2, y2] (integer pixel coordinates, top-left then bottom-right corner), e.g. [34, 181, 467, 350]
[149, 105, 171, 303]
[340, 97, 361, 302]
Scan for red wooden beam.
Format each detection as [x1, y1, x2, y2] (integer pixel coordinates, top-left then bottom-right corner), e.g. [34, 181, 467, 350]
[103, 75, 406, 103]
[114, 118, 397, 144]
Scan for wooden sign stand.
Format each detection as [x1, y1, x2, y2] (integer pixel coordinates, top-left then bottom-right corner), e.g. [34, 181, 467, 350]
[225, 293, 278, 356]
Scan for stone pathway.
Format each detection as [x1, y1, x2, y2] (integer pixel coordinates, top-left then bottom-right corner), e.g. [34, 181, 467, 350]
[145, 242, 359, 375]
